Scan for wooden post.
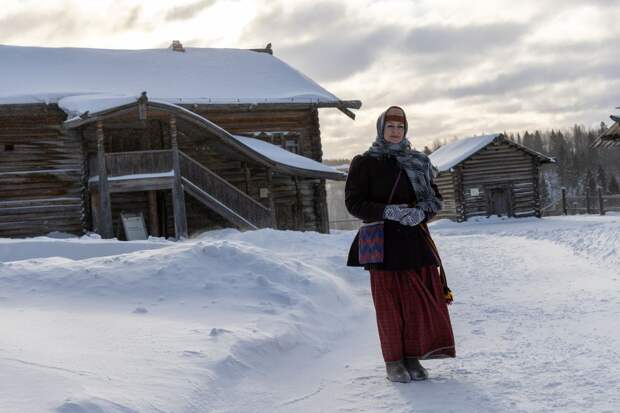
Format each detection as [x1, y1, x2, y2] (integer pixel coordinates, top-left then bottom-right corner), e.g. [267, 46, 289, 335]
[586, 188, 591, 214]
[243, 162, 251, 194]
[266, 168, 276, 227]
[561, 187, 567, 215]
[294, 177, 305, 229]
[90, 192, 100, 232]
[138, 91, 148, 121]
[455, 167, 466, 222]
[318, 178, 330, 234]
[159, 191, 168, 239]
[170, 116, 188, 240]
[96, 121, 114, 238]
[148, 191, 160, 236]
[598, 187, 605, 216]
[533, 163, 541, 218]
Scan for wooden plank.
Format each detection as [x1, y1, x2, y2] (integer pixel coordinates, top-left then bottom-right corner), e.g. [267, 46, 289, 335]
[170, 116, 188, 239]
[90, 176, 174, 193]
[147, 191, 159, 236]
[96, 121, 114, 238]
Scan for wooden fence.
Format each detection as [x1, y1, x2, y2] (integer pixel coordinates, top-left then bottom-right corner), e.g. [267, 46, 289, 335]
[542, 188, 620, 216]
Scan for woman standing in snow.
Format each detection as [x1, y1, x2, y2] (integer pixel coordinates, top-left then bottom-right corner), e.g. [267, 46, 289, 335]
[345, 106, 455, 383]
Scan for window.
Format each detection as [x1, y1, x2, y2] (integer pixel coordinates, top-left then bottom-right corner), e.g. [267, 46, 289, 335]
[284, 139, 299, 154]
[252, 132, 300, 154]
[3, 144, 14, 151]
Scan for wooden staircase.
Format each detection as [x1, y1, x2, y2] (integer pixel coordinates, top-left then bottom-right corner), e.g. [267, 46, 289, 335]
[89, 150, 275, 232]
[179, 151, 275, 230]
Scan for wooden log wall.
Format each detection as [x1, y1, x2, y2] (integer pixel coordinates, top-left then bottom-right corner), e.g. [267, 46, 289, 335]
[1, 104, 332, 238]
[175, 106, 329, 233]
[460, 140, 538, 219]
[190, 106, 324, 161]
[0, 104, 84, 237]
[270, 175, 323, 231]
[433, 171, 458, 221]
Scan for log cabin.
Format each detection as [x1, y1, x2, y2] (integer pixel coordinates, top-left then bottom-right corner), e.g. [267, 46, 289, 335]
[429, 133, 555, 221]
[0, 42, 361, 239]
[592, 114, 620, 149]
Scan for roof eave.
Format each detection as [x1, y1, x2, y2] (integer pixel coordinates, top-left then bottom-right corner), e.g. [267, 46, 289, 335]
[186, 99, 362, 119]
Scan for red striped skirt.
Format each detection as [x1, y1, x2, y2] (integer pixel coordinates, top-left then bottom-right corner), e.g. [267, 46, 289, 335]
[370, 266, 456, 362]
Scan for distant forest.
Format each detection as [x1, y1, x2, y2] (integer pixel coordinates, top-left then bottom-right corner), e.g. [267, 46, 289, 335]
[325, 124, 620, 204]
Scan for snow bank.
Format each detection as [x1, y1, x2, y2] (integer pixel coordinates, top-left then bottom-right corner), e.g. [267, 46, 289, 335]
[0, 234, 171, 263]
[1, 216, 619, 412]
[430, 214, 620, 270]
[0, 228, 365, 412]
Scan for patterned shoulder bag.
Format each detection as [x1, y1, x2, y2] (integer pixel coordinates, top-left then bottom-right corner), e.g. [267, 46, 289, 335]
[358, 170, 402, 264]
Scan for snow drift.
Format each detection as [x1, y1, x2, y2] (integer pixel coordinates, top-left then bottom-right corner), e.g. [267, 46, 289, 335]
[1, 215, 618, 412]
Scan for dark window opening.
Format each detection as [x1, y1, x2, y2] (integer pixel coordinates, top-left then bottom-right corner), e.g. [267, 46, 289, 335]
[284, 139, 300, 154]
[4, 144, 14, 151]
[252, 132, 300, 154]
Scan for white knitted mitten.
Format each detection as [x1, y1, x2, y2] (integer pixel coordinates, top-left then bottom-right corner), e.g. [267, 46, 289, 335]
[383, 205, 426, 226]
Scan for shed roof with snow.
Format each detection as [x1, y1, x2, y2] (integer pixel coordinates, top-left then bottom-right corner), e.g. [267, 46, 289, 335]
[429, 133, 554, 172]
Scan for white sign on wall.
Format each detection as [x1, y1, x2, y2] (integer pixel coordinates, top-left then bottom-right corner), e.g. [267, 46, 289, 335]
[470, 188, 480, 196]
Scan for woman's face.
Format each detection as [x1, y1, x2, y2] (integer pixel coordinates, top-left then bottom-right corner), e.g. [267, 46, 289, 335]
[384, 121, 405, 144]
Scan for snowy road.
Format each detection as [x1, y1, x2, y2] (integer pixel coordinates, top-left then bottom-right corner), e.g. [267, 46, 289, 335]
[204, 223, 620, 413]
[0, 216, 618, 412]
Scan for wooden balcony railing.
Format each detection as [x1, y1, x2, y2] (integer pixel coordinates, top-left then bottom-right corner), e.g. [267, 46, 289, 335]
[89, 150, 173, 177]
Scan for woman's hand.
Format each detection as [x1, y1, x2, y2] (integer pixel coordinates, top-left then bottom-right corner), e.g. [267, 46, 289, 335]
[383, 205, 426, 226]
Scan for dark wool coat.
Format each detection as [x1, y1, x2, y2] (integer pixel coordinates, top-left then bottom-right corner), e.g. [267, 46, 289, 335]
[345, 153, 442, 271]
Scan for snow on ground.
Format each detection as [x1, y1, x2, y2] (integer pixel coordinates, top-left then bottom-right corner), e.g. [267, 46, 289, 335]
[0, 215, 618, 412]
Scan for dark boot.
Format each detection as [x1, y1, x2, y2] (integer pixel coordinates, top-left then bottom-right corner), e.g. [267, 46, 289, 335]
[385, 359, 411, 383]
[404, 357, 428, 381]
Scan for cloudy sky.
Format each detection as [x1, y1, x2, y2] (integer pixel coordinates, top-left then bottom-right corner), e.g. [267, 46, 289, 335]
[1, 0, 619, 159]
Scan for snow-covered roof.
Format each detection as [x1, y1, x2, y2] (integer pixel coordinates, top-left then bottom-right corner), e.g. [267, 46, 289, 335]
[429, 134, 500, 172]
[593, 114, 620, 148]
[429, 133, 555, 172]
[0, 44, 352, 109]
[232, 135, 345, 178]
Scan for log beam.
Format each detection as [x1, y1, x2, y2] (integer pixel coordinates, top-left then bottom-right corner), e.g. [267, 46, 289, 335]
[148, 190, 160, 236]
[96, 121, 114, 238]
[267, 167, 276, 226]
[170, 116, 188, 240]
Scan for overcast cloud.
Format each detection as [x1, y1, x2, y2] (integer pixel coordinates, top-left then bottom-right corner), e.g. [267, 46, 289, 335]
[1, 0, 619, 158]
[165, 0, 218, 21]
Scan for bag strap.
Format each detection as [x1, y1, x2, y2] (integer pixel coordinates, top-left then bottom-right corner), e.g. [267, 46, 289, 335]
[387, 170, 402, 204]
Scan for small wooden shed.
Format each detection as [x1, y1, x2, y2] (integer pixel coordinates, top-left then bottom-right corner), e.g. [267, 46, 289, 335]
[592, 114, 620, 149]
[0, 43, 360, 239]
[429, 133, 555, 221]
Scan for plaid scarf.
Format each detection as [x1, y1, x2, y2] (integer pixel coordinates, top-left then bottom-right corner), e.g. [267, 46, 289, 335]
[365, 107, 442, 214]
